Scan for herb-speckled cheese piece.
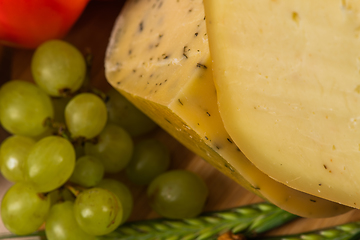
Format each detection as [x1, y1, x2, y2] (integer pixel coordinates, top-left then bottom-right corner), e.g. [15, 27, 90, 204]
[105, 0, 350, 217]
[205, 0, 360, 208]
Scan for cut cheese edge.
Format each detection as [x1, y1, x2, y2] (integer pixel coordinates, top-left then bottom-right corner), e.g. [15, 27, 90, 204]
[105, 0, 351, 217]
[204, 0, 360, 208]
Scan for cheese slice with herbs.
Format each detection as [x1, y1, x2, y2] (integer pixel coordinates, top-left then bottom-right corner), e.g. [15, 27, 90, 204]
[204, 0, 360, 208]
[105, 0, 351, 217]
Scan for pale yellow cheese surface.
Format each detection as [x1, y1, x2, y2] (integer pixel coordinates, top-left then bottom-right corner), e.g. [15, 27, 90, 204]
[205, 0, 360, 208]
[105, 0, 351, 217]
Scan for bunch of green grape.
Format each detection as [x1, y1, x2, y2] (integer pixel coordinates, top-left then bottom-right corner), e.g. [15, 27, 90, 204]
[0, 40, 209, 239]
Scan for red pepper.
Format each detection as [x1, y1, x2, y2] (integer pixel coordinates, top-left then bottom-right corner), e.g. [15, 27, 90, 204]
[0, 0, 90, 49]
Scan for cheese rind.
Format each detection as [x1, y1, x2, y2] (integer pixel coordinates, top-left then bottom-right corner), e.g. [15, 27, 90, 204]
[105, 0, 351, 217]
[204, 0, 360, 208]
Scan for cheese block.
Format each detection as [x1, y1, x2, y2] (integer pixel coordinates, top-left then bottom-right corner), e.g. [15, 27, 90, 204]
[204, 0, 360, 208]
[105, 0, 351, 217]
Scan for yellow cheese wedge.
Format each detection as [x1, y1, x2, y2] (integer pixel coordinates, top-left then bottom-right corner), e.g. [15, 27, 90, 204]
[105, 0, 351, 217]
[204, 0, 360, 208]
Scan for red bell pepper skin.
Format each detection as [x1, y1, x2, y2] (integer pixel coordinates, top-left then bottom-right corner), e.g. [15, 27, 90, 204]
[0, 0, 90, 49]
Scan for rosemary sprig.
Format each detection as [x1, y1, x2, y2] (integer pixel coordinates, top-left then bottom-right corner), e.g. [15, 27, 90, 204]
[0, 202, 297, 240]
[254, 221, 360, 240]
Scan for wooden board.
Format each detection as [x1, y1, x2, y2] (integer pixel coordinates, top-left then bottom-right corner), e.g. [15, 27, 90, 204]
[1, 0, 360, 238]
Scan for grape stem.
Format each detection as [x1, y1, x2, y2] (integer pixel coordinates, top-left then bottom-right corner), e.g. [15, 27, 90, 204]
[81, 47, 93, 89]
[64, 183, 87, 198]
[43, 117, 99, 147]
[43, 117, 71, 140]
[78, 49, 109, 102]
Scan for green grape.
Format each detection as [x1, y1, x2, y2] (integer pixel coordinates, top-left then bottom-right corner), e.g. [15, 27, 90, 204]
[52, 96, 72, 123]
[60, 188, 76, 202]
[48, 189, 62, 206]
[31, 40, 86, 97]
[96, 178, 133, 223]
[48, 188, 76, 205]
[84, 124, 133, 173]
[0, 135, 35, 182]
[26, 136, 76, 193]
[74, 144, 85, 159]
[69, 155, 104, 187]
[106, 88, 157, 136]
[126, 138, 170, 185]
[45, 201, 96, 240]
[0, 80, 54, 137]
[74, 188, 123, 236]
[65, 93, 107, 139]
[147, 170, 209, 219]
[1, 182, 50, 235]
